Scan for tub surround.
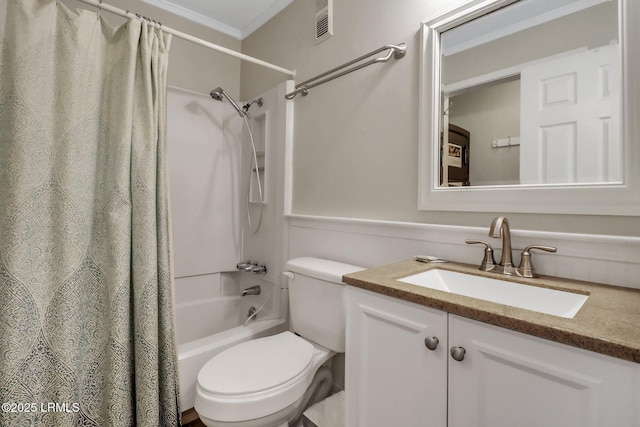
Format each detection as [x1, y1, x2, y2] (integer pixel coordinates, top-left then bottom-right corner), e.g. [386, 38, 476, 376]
[343, 260, 640, 363]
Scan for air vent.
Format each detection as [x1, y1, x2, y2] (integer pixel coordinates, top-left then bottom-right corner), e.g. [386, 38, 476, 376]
[315, 0, 333, 43]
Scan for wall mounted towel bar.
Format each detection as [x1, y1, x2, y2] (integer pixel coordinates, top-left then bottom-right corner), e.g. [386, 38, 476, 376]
[492, 136, 521, 148]
[284, 43, 407, 99]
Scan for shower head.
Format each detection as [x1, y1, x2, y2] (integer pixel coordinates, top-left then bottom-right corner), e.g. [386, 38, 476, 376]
[210, 87, 224, 101]
[210, 86, 244, 118]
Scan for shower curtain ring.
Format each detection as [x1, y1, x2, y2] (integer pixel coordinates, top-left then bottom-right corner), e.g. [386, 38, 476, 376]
[97, 0, 102, 20]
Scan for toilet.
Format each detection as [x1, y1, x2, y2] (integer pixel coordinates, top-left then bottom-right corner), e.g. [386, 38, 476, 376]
[194, 257, 364, 427]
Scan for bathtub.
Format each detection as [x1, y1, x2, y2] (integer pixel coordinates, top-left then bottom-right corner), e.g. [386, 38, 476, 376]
[175, 274, 287, 410]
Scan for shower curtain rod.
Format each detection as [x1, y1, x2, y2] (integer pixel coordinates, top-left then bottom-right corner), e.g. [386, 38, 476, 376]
[74, 0, 295, 77]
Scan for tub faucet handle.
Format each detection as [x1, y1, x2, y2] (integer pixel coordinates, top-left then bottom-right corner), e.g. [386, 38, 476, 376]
[251, 264, 267, 274]
[237, 260, 267, 274]
[237, 261, 251, 271]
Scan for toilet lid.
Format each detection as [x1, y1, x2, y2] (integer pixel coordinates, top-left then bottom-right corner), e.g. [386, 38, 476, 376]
[198, 331, 314, 396]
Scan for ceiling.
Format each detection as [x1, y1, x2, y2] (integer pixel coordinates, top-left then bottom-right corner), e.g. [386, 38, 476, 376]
[139, 0, 294, 40]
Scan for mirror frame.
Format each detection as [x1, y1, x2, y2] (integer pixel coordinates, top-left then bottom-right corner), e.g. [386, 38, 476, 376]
[418, 0, 640, 215]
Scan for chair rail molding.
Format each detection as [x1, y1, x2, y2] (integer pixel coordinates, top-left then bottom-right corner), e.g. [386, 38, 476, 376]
[286, 214, 640, 290]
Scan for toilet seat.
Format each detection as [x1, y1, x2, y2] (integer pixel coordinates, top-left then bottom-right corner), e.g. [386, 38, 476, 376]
[195, 332, 324, 423]
[199, 331, 314, 395]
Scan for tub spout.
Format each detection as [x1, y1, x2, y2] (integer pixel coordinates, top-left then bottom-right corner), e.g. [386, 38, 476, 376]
[241, 285, 261, 297]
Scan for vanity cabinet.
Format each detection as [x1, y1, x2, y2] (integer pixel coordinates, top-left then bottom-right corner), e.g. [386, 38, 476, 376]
[345, 286, 448, 427]
[345, 286, 640, 427]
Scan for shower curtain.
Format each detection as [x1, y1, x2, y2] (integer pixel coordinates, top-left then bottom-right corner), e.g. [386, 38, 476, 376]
[0, 1, 180, 426]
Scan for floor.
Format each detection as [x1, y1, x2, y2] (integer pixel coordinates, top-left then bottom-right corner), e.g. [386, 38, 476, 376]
[181, 410, 323, 427]
[182, 408, 206, 427]
[183, 418, 206, 427]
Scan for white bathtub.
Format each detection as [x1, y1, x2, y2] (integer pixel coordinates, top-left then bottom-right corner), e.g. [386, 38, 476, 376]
[175, 274, 287, 410]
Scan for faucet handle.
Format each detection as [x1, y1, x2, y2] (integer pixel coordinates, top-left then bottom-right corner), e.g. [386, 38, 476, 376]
[465, 240, 496, 272]
[518, 245, 557, 278]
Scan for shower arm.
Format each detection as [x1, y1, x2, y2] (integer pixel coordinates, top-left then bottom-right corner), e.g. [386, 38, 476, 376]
[284, 42, 406, 99]
[243, 98, 263, 115]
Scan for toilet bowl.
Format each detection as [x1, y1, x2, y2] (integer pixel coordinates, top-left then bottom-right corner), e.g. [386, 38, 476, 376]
[194, 257, 364, 427]
[195, 332, 333, 427]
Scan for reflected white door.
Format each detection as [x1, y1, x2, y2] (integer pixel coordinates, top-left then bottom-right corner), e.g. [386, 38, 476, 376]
[520, 45, 620, 184]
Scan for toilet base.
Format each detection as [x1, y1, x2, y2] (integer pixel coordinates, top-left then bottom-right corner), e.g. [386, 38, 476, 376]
[198, 392, 302, 427]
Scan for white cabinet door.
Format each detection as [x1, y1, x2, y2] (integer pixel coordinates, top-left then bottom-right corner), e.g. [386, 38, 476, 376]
[345, 287, 448, 427]
[448, 314, 640, 427]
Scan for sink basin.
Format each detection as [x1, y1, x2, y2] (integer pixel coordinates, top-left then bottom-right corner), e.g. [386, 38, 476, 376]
[398, 269, 588, 318]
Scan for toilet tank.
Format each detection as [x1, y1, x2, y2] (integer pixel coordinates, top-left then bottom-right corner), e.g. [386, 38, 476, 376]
[286, 257, 364, 353]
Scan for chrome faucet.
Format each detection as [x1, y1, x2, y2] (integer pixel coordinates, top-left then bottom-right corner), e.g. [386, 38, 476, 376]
[241, 285, 261, 297]
[250, 264, 267, 274]
[489, 216, 517, 275]
[236, 261, 267, 274]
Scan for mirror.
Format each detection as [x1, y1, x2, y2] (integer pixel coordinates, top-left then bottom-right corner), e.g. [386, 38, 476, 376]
[442, 0, 619, 187]
[418, 0, 640, 214]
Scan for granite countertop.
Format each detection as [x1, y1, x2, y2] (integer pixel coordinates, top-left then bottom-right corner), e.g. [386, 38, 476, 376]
[343, 260, 640, 363]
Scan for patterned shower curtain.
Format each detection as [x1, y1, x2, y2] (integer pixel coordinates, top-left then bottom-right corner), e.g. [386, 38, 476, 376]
[0, 0, 180, 425]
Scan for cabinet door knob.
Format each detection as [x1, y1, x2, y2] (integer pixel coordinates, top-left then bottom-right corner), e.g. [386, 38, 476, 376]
[450, 346, 466, 361]
[424, 336, 439, 350]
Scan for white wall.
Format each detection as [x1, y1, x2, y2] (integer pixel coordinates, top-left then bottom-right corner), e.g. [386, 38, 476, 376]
[241, 0, 640, 237]
[167, 87, 242, 277]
